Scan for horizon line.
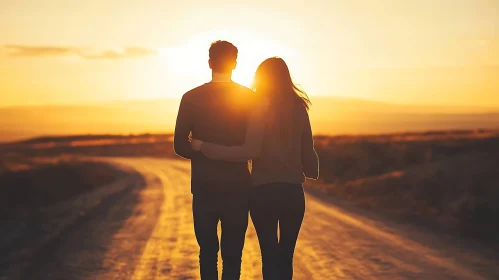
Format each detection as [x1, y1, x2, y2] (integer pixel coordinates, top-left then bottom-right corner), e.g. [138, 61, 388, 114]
[2, 96, 499, 110]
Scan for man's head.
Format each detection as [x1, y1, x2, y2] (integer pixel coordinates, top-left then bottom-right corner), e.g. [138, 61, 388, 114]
[209, 40, 238, 73]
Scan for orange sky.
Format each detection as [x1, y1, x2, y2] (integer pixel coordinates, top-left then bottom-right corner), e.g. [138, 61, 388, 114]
[1, 0, 498, 108]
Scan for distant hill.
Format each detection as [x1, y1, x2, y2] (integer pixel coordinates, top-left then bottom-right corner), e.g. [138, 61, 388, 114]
[1, 97, 499, 142]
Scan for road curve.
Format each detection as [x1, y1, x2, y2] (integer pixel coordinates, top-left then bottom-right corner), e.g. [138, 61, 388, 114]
[2, 158, 498, 280]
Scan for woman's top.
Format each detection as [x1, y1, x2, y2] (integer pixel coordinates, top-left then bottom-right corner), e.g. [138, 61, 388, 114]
[200, 100, 319, 186]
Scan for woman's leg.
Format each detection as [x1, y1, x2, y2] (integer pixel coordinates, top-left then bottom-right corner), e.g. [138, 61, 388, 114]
[277, 185, 305, 280]
[250, 186, 279, 280]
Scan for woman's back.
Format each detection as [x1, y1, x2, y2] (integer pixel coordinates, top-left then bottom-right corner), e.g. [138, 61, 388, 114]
[196, 57, 319, 186]
[251, 102, 318, 186]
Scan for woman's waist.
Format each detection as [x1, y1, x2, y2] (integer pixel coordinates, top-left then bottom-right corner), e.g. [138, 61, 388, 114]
[249, 171, 304, 187]
[251, 159, 301, 174]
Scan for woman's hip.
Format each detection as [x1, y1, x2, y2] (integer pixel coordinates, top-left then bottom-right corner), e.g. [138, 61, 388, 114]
[249, 183, 305, 212]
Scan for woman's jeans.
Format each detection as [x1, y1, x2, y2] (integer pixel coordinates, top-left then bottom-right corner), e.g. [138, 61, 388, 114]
[250, 183, 305, 280]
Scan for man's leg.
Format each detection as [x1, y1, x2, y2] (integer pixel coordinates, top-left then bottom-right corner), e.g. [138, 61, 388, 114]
[193, 194, 220, 280]
[277, 185, 305, 280]
[220, 191, 249, 280]
[250, 186, 279, 280]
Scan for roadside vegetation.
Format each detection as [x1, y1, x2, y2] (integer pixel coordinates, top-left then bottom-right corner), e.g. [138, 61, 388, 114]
[2, 130, 498, 241]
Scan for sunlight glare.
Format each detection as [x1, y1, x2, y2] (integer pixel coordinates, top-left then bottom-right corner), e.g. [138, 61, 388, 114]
[159, 28, 296, 87]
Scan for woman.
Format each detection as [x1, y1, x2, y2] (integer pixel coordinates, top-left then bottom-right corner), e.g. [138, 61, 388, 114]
[191, 57, 319, 280]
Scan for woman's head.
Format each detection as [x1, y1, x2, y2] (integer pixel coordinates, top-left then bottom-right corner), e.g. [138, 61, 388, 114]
[252, 57, 310, 110]
[252, 57, 311, 144]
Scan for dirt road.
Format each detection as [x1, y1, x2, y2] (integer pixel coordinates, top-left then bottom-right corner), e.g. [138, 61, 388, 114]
[1, 158, 498, 280]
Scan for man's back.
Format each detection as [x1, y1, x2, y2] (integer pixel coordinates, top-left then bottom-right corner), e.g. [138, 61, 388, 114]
[174, 82, 255, 194]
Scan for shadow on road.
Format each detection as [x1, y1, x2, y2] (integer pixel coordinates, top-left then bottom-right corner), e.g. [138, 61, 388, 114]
[0, 170, 151, 280]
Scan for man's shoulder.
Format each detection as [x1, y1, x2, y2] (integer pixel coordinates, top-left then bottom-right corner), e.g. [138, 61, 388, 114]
[228, 83, 256, 107]
[230, 83, 254, 96]
[231, 82, 253, 91]
[181, 83, 209, 101]
[182, 82, 253, 99]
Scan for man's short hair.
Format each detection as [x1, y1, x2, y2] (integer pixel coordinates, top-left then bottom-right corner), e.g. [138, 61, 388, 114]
[209, 40, 238, 73]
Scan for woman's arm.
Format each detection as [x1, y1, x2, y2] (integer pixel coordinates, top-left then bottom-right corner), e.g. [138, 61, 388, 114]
[302, 111, 319, 179]
[197, 104, 267, 162]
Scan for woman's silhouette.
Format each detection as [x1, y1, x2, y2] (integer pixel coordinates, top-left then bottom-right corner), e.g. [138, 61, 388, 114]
[191, 57, 319, 280]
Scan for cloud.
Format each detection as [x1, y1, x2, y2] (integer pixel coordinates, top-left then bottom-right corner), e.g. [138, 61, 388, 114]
[3, 45, 157, 59]
[81, 47, 157, 59]
[4, 45, 79, 57]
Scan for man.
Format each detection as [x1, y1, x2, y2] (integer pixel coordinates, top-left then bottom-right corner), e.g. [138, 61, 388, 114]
[174, 40, 255, 280]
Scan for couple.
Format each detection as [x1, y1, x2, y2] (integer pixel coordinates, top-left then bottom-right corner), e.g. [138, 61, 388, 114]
[174, 40, 319, 280]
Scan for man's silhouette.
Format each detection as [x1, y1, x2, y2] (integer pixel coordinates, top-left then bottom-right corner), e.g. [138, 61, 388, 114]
[174, 40, 255, 280]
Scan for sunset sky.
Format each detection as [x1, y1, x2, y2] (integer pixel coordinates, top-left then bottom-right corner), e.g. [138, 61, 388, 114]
[1, 0, 498, 108]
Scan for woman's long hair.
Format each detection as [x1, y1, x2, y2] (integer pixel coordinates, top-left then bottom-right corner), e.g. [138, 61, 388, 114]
[252, 57, 311, 145]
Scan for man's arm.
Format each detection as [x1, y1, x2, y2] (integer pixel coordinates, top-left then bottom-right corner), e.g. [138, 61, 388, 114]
[173, 96, 197, 159]
[198, 103, 267, 162]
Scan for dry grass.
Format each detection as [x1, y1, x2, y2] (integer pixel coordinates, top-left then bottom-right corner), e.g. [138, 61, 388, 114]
[0, 134, 176, 160]
[0, 158, 127, 222]
[308, 129, 499, 241]
[0, 134, 169, 222]
[2, 130, 499, 241]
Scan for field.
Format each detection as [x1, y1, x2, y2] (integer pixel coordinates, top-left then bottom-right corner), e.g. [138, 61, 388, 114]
[0, 134, 173, 223]
[2, 130, 499, 279]
[2, 130, 499, 242]
[309, 130, 499, 241]
[0, 157, 129, 223]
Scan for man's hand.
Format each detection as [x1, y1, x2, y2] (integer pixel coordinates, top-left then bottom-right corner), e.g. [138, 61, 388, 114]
[191, 139, 204, 151]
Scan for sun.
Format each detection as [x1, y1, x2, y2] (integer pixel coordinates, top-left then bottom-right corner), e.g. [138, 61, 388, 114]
[158, 28, 296, 88]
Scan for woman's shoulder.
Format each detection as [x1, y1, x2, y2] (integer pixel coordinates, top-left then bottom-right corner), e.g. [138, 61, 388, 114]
[251, 100, 270, 121]
[293, 101, 309, 118]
